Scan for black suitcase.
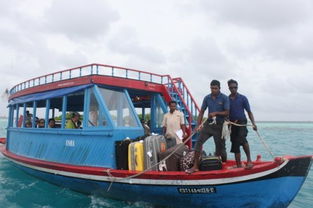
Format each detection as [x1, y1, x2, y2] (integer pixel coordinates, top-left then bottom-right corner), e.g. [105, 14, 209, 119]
[158, 143, 189, 171]
[199, 156, 222, 171]
[115, 139, 131, 170]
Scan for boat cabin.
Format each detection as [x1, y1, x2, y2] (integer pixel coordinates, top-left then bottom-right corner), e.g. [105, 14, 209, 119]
[6, 64, 199, 168]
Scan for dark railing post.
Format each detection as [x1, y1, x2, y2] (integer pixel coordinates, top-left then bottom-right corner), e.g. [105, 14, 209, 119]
[138, 72, 141, 80]
[96, 65, 99, 74]
[112, 67, 114, 76]
[79, 68, 82, 77]
[126, 69, 128, 78]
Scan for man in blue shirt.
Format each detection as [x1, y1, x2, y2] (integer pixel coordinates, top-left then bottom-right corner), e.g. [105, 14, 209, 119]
[228, 79, 257, 169]
[186, 80, 229, 174]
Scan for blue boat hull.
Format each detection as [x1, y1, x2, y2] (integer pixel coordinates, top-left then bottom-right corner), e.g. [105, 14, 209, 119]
[9, 156, 311, 208]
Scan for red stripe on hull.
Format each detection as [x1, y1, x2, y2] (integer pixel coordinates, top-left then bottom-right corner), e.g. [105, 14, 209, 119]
[0, 148, 289, 180]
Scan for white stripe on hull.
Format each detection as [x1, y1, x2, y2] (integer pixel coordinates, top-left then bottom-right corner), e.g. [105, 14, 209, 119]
[8, 157, 288, 186]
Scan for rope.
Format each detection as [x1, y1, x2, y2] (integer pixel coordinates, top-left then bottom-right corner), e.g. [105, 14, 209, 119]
[226, 120, 275, 159]
[105, 118, 208, 191]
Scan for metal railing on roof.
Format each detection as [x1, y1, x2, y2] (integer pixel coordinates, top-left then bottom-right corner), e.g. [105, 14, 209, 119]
[9, 63, 173, 95]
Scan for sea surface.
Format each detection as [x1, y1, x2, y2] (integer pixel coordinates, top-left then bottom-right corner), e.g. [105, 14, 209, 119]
[0, 119, 312, 208]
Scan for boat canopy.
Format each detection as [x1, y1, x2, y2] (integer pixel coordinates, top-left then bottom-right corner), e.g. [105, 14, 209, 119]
[9, 84, 92, 105]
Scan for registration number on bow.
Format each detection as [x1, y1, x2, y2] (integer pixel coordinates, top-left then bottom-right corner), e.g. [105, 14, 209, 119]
[178, 187, 216, 194]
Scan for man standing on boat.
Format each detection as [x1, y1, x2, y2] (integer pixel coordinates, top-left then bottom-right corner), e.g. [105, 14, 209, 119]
[187, 80, 229, 174]
[228, 79, 257, 168]
[162, 101, 187, 148]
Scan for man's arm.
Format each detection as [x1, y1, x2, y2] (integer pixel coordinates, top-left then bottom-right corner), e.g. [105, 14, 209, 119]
[243, 96, 257, 131]
[209, 110, 229, 118]
[180, 124, 187, 138]
[163, 127, 167, 135]
[162, 115, 167, 135]
[248, 111, 257, 131]
[197, 109, 205, 126]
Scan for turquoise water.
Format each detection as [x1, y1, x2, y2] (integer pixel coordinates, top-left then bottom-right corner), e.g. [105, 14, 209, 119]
[0, 119, 312, 208]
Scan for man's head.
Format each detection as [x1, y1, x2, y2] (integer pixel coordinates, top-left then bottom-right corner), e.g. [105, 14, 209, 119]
[38, 119, 45, 128]
[25, 120, 32, 128]
[168, 100, 177, 113]
[227, 79, 238, 95]
[71, 112, 80, 122]
[48, 118, 55, 128]
[210, 80, 221, 96]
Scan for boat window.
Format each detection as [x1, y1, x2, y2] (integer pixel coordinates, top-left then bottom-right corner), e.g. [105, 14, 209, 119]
[48, 97, 63, 128]
[155, 103, 164, 128]
[65, 91, 84, 129]
[16, 104, 24, 128]
[99, 88, 138, 127]
[35, 100, 47, 128]
[154, 94, 167, 129]
[88, 90, 106, 127]
[11, 105, 17, 127]
[24, 102, 34, 128]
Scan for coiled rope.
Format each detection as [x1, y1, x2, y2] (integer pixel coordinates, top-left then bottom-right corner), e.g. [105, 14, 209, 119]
[225, 120, 275, 158]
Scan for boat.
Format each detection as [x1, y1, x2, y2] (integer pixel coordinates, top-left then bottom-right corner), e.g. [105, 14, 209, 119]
[0, 63, 312, 208]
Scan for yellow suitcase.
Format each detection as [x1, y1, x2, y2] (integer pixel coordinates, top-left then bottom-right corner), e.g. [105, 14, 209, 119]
[128, 141, 145, 171]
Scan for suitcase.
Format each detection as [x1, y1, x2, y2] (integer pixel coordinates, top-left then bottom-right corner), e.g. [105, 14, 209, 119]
[115, 139, 131, 170]
[199, 156, 222, 171]
[158, 143, 189, 171]
[144, 135, 167, 171]
[128, 141, 145, 171]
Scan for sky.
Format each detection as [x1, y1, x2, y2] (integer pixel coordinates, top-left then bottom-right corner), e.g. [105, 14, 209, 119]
[1, 0, 313, 121]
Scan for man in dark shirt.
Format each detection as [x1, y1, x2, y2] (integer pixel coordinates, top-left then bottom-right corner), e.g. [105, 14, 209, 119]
[186, 80, 229, 174]
[228, 79, 257, 169]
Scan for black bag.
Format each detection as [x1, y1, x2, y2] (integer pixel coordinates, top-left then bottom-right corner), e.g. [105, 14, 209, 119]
[199, 156, 222, 171]
[115, 139, 131, 170]
[158, 143, 189, 171]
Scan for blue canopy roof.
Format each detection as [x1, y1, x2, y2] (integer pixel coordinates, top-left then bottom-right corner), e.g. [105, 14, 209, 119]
[9, 84, 92, 105]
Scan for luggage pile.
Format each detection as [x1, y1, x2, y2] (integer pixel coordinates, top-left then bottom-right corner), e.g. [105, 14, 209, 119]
[115, 135, 223, 172]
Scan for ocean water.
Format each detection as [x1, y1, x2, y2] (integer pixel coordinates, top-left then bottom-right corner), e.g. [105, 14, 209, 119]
[0, 119, 312, 208]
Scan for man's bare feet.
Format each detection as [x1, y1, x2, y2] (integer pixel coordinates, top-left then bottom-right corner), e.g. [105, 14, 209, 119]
[185, 167, 199, 174]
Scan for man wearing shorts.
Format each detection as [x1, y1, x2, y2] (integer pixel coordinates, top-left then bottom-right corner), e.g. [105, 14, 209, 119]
[228, 79, 257, 169]
[186, 80, 229, 174]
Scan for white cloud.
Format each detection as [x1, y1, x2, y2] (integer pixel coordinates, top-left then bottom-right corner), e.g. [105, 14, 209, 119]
[44, 0, 119, 40]
[0, 0, 312, 121]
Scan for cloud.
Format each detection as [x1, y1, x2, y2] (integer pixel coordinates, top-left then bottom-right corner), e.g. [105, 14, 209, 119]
[199, 0, 312, 30]
[44, 0, 119, 40]
[107, 27, 167, 66]
[0, 0, 313, 121]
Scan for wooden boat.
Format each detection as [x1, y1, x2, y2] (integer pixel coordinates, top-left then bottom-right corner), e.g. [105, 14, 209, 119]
[0, 63, 312, 208]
